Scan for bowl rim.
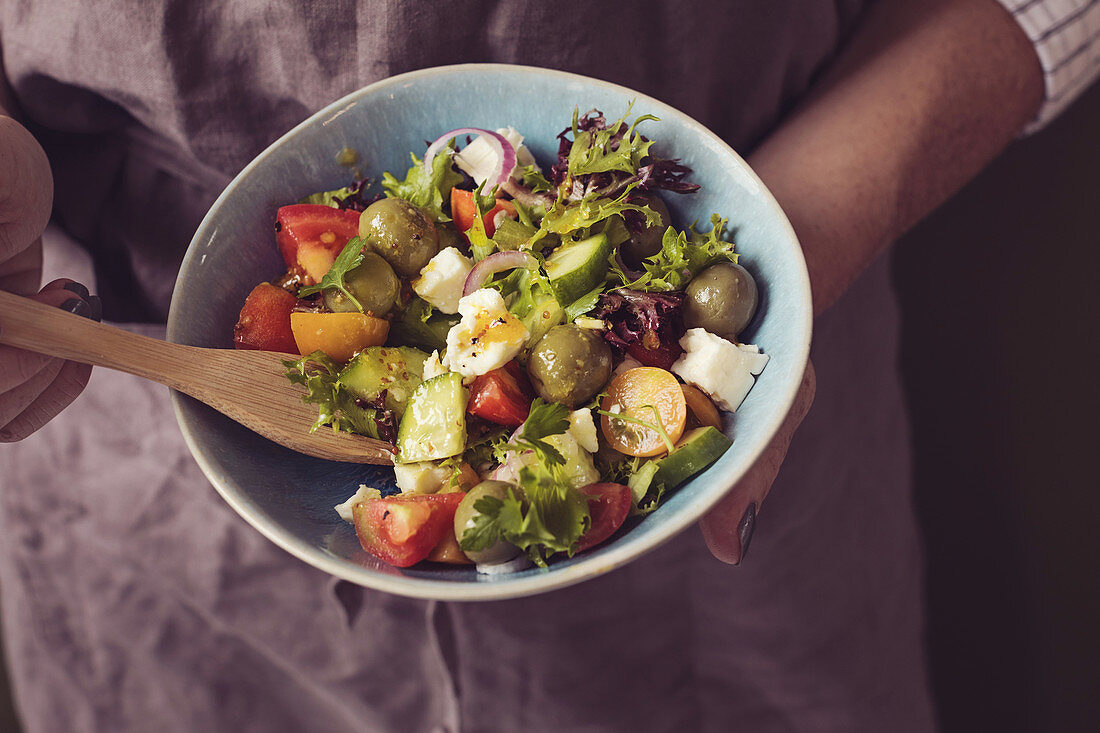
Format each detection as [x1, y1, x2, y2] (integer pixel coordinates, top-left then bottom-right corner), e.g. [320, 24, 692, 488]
[167, 62, 813, 601]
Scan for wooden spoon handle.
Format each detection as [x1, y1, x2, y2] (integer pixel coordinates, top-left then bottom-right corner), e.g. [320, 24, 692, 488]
[0, 290, 395, 464]
[0, 289, 197, 388]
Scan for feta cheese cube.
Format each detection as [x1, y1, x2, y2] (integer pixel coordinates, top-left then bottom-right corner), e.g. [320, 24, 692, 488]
[334, 485, 382, 523]
[394, 462, 452, 494]
[444, 288, 529, 378]
[568, 408, 599, 453]
[671, 328, 769, 411]
[422, 350, 449, 380]
[454, 126, 539, 187]
[413, 247, 473, 315]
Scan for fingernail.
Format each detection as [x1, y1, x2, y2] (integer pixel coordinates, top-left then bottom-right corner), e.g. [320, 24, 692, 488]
[736, 503, 757, 565]
[61, 298, 93, 319]
[62, 281, 91, 300]
[87, 295, 102, 322]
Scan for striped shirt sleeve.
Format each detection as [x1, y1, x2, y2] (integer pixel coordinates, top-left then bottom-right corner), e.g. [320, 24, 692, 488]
[996, 0, 1100, 131]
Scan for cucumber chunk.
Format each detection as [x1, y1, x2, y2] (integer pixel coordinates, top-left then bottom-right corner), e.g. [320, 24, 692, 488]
[338, 346, 429, 417]
[544, 232, 611, 306]
[627, 426, 732, 510]
[389, 297, 459, 352]
[396, 373, 469, 463]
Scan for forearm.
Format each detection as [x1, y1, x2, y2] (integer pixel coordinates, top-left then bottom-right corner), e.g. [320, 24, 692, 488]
[749, 0, 1043, 315]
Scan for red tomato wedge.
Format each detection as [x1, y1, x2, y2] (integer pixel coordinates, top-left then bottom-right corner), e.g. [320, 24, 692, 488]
[625, 339, 683, 371]
[275, 204, 361, 281]
[450, 188, 517, 238]
[352, 492, 466, 567]
[467, 361, 534, 427]
[233, 282, 299, 353]
[575, 483, 632, 553]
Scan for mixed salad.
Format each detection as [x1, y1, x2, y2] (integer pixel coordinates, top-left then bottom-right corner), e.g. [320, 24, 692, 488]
[232, 106, 769, 572]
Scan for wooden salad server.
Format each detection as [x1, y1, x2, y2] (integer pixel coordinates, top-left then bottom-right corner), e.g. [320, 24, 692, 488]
[0, 290, 394, 464]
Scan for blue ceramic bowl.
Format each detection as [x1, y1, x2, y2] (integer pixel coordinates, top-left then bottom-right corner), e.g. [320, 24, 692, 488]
[167, 64, 811, 601]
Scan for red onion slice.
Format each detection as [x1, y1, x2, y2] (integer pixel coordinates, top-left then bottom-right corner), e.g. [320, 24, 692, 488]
[500, 178, 556, 209]
[462, 250, 538, 296]
[489, 423, 527, 482]
[423, 127, 517, 188]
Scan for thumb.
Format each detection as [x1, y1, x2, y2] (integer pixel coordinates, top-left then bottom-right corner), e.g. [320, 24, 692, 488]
[0, 115, 53, 267]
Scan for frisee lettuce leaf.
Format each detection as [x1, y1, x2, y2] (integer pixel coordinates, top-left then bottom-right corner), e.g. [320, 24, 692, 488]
[296, 236, 367, 309]
[489, 267, 564, 346]
[381, 144, 464, 222]
[466, 205, 496, 262]
[519, 164, 553, 192]
[539, 186, 662, 239]
[611, 214, 739, 291]
[567, 103, 659, 178]
[625, 460, 666, 515]
[283, 352, 395, 442]
[563, 284, 604, 321]
[299, 177, 374, 211]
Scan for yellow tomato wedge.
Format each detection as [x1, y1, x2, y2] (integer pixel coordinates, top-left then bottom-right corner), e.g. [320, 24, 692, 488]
[425, 527, 473, 564]
[681, 383, 722, 430]
[290, 312, 389, 363]
[600, 367, 687, 457]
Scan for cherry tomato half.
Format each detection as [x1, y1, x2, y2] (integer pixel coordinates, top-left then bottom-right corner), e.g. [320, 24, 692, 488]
[352, 492, 465, 567]
[600, 367, 687, 457]
[467, 361, 534, 427]
[233, 282, 299, 353]
[575, 483, 632, 553]
[450, 188, 517, 238]
[275, 204, 361, 278]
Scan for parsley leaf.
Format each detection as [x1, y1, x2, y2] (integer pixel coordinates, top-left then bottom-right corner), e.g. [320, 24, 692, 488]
[381, 144, 464, 222]
[459, 463, 591, 566]
[499, 398, 571, 466]
[296, 236, 367, 309]
[461, 399, 592, 565]
[459, 494, 508, 552]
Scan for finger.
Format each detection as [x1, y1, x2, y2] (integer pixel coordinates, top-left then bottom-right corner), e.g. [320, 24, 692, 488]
[0, 239, 42, 295]
[0, 358, 91, 442]
[699, 361, 817, 565]
[0, 356, 63, 426]
[0, 280, 98, 392]
[0, 116, 53, 265]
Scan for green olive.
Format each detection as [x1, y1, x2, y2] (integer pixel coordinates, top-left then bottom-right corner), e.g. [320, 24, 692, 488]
[434, 220, 465, 253]
[454, 481, 523, 564]
[323, 251, 400, 316]
[621, 193, 671, 269]
[683, 262, 759, 339]
[526, 325, 612, 408]
[359, 198, 439, 277]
